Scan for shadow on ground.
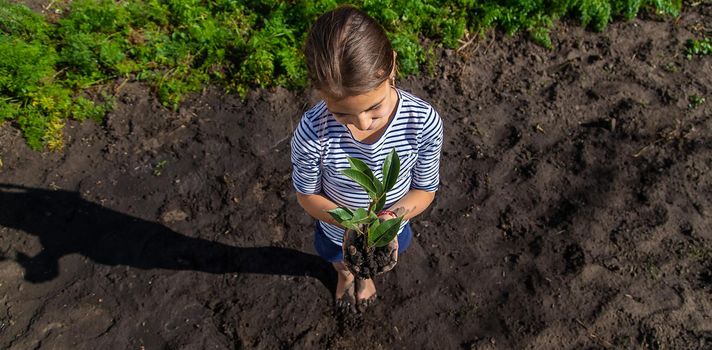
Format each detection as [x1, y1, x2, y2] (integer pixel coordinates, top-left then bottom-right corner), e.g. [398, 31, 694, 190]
[0, 184, 336, 294]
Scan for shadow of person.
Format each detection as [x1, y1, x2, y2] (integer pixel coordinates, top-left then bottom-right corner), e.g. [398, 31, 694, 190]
[0, 184, 336, 294]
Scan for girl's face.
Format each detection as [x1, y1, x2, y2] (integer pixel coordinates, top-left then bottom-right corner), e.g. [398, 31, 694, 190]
[321, 79, 396, 132]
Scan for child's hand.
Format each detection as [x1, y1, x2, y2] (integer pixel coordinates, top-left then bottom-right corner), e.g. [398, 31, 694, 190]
[376, 236, 398, 274]
[375, 210, 399, 274]
[377, 210, 398, 222]
[342, 230, 398, 276]
[341, 211, 401, 277]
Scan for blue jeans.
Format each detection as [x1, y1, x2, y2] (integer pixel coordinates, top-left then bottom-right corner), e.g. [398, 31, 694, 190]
[313, 221, 413, 263]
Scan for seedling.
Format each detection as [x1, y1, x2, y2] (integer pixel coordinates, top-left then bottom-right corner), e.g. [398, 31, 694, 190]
[662, 62, 678, 73]
[685, 37, 711, 60]
[153, 160, 167, 176]
[688, 95, 705, 109]
[327, 149, 402, 248]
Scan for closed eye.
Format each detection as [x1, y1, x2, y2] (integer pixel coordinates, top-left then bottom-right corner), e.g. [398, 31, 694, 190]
[330, 102, 383, 118]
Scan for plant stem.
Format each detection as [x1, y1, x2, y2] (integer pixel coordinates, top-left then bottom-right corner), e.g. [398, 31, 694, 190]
[363, 194, 379, 248]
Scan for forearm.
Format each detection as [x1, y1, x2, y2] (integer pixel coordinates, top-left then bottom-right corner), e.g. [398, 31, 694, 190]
[295, 192, 342, 226]
[388, 189, 436, 221]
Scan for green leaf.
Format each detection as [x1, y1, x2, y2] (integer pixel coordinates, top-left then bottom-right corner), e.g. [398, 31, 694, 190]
[342, 169, 377, 195]
[352, 208, 368, 221]
[369, 219, 380, 233]
[382, 149, 400, 192]
[374, 178, 384, 195]
[348, 157, 373, 177]
[341, 220, 359, 231]
[349, 157, 383, 194]
[327, 207, 353, 223]
[374, 221, 400, 247]
[368, 216, 402, 247]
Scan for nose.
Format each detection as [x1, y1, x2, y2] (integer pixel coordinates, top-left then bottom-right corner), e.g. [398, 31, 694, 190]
[353, 113, 371, 130]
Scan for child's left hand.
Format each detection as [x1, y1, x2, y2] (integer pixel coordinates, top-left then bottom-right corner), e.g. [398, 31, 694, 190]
[376, 212, 399, 274]
[376, 236, 398, 274]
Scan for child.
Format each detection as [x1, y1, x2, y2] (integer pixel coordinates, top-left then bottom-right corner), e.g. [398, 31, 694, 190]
[291, 5, 443, 312]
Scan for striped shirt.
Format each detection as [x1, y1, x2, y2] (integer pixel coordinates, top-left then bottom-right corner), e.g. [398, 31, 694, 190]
[290, 88, 443, 246]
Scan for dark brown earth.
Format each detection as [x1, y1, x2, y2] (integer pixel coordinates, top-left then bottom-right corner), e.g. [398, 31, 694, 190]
[343, 228, 397, 279]
[1, 3, 711, 349]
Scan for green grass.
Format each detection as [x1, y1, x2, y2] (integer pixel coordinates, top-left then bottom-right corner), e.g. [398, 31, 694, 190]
[0, 0, 683, 150]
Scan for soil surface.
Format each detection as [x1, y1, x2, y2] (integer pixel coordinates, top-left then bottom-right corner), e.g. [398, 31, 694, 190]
[1, 3, 711, 349]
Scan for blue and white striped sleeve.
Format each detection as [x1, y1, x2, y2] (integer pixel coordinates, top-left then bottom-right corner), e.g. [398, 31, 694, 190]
[411, 107, 443, 192]
[291, 114, 323, 195]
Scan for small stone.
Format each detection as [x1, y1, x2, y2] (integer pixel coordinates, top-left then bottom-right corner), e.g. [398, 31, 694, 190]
[161, 209, 188, 223]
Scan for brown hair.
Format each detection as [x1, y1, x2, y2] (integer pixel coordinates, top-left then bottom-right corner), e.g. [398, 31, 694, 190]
[304, 5, 394, 98]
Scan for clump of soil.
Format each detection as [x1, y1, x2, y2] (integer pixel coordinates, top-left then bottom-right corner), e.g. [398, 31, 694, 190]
[343, 229, 394, 279]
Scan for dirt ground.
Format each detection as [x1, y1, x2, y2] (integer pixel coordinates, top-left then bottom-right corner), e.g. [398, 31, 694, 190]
[1, 3, 711, 349]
